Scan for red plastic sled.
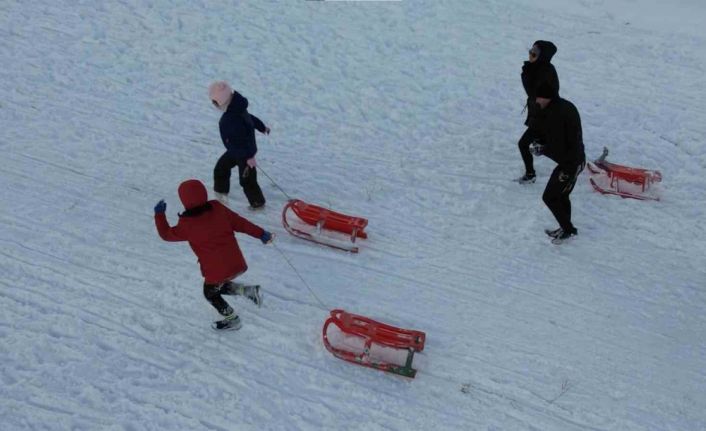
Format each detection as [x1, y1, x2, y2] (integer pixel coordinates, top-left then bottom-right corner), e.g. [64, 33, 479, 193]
[282, 199, 368, 253]
[322, 309, 426, 378]
[587, 147, 662, 201]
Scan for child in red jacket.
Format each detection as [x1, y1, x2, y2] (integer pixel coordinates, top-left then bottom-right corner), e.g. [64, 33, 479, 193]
[154, 179, 273, 330]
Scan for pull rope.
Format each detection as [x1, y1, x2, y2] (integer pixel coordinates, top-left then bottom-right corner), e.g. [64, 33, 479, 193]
[258, 164, 329, 311]
[272, 242, 329, 311]
[259, 166, 294, 201]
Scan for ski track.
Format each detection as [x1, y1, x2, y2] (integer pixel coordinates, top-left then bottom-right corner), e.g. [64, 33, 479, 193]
[1, 1, 705, 430]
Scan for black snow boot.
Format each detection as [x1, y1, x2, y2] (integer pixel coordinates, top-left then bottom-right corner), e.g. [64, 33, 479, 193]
[551, 228, 578, 244]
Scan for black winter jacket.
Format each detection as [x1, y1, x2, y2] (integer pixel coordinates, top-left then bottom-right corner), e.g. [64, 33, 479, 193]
[522, 40, 560, 128]
[218, 91, 267, 160]
[537, 98, 585, 170]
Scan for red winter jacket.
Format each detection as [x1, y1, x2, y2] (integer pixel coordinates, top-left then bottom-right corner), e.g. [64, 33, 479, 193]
[155, 180, 265, 284]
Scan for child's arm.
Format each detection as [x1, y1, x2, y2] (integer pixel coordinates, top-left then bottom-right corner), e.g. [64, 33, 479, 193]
[250, 114, 269, 134]
[154, 200, 187, 242]
[220, 202, 265, 239]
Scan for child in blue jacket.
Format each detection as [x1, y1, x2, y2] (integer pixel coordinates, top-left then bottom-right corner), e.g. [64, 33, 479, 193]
[209, 81, 270, 209]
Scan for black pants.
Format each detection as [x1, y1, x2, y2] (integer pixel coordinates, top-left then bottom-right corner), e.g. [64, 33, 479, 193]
[213, 152, 265, 207]
[542, 162, 585, 231]
[203, 282, 234, 316]
[518, 128, 540, 175]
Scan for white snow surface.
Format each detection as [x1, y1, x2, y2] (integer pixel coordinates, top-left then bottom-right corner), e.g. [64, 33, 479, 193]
[1, 1, 705, 430]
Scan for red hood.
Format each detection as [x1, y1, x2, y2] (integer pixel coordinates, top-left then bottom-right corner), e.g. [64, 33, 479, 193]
[178, 179, 208, 210]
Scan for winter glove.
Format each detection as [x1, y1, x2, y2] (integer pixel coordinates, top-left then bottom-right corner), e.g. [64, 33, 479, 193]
[154, 200, 167, 214]
[263, 126, 271, 135]
[558, 171, 570, 182]
[260, 231, 274, 244]
[246, 157, 257, 168]
[529, 140, 544, 156]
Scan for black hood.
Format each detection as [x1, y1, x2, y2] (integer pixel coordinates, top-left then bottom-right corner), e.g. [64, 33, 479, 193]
[533, 40, 557, 63]
[227, 90, 249, 114]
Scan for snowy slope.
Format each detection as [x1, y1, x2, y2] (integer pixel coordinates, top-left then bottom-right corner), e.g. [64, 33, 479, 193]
[1, 1, 705, 430]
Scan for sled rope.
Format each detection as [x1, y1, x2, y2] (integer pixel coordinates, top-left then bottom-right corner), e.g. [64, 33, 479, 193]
[259, 164, 329, 310]
[273, 242, 329, 311]
[259, 166, 294, 201]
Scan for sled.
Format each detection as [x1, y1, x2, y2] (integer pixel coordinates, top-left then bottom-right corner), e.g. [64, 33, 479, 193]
[587, 147, 662, 201]
[282, 199, 368, 253]
[322, 309, 426, 378]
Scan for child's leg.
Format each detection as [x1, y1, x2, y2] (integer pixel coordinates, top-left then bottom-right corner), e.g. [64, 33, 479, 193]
[518, 128, 537, 176]
[221, 281, 262, 307]
[237, 160, 265, 207]
[542, 164, 583, 232]
[542, 167, 569, 230]
[214, 153, 239, 195]
[203, 283, 234, 316]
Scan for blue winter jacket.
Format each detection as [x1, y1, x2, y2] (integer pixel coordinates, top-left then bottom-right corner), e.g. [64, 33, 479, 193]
[218, 91, 267, 160]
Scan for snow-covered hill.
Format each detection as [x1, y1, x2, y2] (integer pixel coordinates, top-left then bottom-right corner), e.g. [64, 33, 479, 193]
[1, 1, 705, 430]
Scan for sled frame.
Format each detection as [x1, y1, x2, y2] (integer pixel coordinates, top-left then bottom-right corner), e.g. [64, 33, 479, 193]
[587, 147, 662, 201]
[282, 199, 368, 253]
[588, 178, 658, 201]
[322, 309, 425, 378]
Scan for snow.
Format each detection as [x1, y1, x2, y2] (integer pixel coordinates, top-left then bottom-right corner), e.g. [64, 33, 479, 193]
[1, 0, 705, 430]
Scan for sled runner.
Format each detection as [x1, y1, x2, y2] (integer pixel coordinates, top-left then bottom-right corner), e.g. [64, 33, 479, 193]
[322, 309, 426, 378]
[282, 199, 368, 253]
[587, 147, 662, 201]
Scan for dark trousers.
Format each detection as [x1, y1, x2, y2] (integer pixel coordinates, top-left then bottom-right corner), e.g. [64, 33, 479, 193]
[518, 128, 540, 175]
[542, 162, 585, 231]
[203, 282, 236, 316]
[213, 152, 265, 207]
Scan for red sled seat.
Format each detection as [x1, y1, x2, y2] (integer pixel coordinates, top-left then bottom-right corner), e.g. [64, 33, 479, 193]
[322, 309, 426, 378]
[591, 160, 662, 192]
[289, 200, 367, 239]
[587, 147, 662, 201]
[282, 199, 368, 253]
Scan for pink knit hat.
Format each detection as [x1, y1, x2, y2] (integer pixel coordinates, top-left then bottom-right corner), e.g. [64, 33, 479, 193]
[208, 81, 233, 108]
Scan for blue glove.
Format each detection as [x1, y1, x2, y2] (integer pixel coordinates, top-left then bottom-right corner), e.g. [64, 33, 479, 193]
[260, 231, 273, 244]
[154, 200, 167, 214]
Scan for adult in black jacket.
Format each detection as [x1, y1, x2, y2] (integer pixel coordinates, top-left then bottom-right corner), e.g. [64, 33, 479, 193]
[517, 40, 559, 184]
[208, 81, 270, 209]
[529, 82, 585, 243]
